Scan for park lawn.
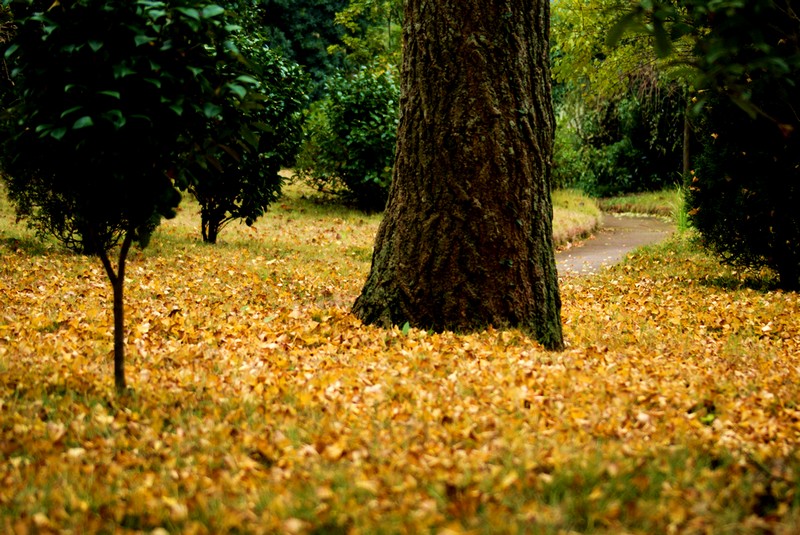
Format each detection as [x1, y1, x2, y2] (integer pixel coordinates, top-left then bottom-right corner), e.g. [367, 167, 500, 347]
[599, 188, 683, 218]
[1, 184, 799, 533]
[552, 189, 602, 247]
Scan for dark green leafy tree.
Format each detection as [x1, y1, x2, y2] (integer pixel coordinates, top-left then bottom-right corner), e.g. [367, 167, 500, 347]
[187, 31, 309, 244]
[0, 0, 257, 392]
[256, 0, 348, 96]
[615, 0, 800, 289]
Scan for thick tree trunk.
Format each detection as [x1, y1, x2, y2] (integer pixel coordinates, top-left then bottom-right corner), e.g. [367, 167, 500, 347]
[352, 0, 563, 349]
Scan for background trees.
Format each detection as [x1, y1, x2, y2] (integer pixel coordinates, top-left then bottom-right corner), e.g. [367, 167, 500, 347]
[0, 0, 263, 391]
[550, 0, 689, 195]
[619, 0, 800, 290]
[329, 0, 403, 68]
[256, 0, 349, 97]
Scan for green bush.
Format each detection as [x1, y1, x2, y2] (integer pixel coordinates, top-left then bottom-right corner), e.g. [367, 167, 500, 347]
[296, 66, 399, 212]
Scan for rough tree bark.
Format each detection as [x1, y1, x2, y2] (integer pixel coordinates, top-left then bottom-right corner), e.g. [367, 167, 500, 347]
[352, 0, 563, 349]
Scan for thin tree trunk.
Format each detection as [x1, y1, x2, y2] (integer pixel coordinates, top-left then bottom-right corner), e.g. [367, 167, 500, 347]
[353, 0, 563, 349]
[201, 212, 210, 243]
[683, 104, 691, 178]
[99, 233, 133, 393]
[201, 209, 220, 244]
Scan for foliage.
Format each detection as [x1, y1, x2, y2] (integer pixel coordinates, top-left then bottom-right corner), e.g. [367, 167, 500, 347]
[620, 0, 799, 128]
[689, 94, 800, 290]
[296, 66, 399, 212]
[187, 30, 310, 244]
[330, 0, 402, 69]
[554, 85, 685, 196]
[2, 186, 800, 532]
[617, 0, 800, 289]
[551, 0, 690, 197]
[551, 0, 692, 102]
[255, 0, 348, 97]
[0, 0, 255, 390]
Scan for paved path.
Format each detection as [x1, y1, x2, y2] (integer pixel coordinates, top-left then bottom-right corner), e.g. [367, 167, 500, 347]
[556, 214, 674, 276]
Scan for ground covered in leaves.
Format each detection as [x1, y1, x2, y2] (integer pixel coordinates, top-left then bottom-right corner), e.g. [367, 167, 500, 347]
[1, 190, 799, 534]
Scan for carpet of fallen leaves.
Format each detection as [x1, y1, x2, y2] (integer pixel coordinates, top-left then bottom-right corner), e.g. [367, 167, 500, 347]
[2, 197, 800, 534]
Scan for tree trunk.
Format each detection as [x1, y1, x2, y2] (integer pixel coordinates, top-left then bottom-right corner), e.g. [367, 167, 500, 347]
[683, 105, 691, 178]
[352, 0, 563, 350]
[112, 267, 126, 392]
[201, 210, 219, 244]
[99, 233, 133, 394]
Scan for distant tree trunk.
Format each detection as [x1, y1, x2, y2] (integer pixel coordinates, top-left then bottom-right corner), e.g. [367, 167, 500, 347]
[683, 105, 691, 178]
[200, 209, 222, 244]
[352, 0, 563, 349]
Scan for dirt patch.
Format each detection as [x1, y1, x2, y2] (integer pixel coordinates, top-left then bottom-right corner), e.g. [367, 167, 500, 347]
[556, 214, 674, 277]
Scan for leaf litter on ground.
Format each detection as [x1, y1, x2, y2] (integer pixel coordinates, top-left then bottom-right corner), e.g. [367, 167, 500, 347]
[1, 187, 799, 533]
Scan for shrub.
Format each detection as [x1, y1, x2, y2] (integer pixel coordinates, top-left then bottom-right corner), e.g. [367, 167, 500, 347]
[187, 32, 309, 244]
[674, 0, 800, 291]
[688, 95, 800, 291]
[296, 66, 399, 212]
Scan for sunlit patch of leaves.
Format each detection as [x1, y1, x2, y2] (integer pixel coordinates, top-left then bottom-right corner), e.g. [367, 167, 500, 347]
[2, 203, 800, 532]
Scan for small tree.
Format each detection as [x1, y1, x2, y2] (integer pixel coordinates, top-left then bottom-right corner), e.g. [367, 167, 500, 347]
[0, 0, 257, 392]
[188, 33, 309, 244]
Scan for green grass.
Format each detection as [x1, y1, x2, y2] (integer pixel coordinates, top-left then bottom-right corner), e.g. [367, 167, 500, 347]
[598, 187, 683, 219]
[552, 189, 603, 247]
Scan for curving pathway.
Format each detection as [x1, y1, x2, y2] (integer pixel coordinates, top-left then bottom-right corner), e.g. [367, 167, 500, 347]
[556, 214, 674, 277]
